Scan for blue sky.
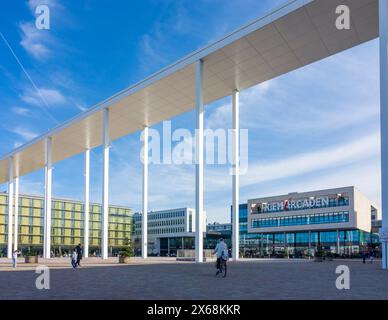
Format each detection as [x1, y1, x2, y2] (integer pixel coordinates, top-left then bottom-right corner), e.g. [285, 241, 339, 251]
[0, 0, 381, 223]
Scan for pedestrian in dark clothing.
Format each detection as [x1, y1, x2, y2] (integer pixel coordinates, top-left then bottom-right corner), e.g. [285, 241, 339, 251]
[362, 250, 366, 264]
[369, 248, 374, 264]
[75, 244, 83, 267]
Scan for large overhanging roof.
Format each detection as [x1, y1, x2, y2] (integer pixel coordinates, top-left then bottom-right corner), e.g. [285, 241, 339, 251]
[0, 0, 379, 183]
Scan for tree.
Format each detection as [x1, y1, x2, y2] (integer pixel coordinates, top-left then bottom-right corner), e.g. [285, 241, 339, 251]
[120, 237, 133, 257]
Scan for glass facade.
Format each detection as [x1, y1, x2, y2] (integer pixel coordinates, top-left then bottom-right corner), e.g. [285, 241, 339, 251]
[251, 211, 349, 228]
[0, 193, 132, 257]
[230, 203, 380, 258]
[159, 237, 195, 256]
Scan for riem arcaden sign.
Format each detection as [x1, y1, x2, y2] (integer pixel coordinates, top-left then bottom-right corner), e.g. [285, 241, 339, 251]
[252, 196, 332, 213]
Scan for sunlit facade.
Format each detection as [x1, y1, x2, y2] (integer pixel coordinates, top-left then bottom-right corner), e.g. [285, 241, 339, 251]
[233, 186, 381, 257]
[0, 193, 132, 257]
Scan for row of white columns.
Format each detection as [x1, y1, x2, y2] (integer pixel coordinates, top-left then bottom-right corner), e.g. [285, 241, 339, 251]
[5, 59, 241, 262]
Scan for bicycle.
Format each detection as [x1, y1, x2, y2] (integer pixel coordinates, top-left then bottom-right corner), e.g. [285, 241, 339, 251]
[215, 254, 227, 278]
[219, 258, 227, 278]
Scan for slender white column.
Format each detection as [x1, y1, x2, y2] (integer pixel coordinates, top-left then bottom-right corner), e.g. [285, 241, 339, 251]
[43, 137, 52, 259]
[102, 108, 110, 260]
[14, 176, 19, 252]
[232, 90, 240, 261]
[142, 126, 149, 259]
[336, 229, 340, 254]
[84, 149, 90, 258]
[195, 59, 204, 263]
[379, 0, 388, 270]
[7, 158, 14, 259]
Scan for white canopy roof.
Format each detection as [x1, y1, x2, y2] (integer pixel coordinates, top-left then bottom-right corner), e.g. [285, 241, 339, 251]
[0, 0, 378, 183]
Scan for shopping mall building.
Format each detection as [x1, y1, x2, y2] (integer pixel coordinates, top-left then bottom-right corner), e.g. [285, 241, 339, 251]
[236, 186, 381, 257]
[0, 193, 132, 257]
[133, 186, 382, 257]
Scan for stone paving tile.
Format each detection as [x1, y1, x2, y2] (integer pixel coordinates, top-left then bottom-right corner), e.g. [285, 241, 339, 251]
[0, 259, 387, 300]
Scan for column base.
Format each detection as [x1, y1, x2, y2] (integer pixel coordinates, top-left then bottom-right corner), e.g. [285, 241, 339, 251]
[382, 241, 388, 269]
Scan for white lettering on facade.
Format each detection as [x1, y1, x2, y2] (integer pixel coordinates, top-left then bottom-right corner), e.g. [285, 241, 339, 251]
[258, 196, 331, 213]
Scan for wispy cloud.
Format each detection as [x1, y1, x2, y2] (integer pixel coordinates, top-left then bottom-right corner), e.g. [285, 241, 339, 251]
[11, 107, 31, 116]
[241, 131, 379, 188]
[8, 126, 39, 141]
[19, 0, 71, 60]
[20, 87, 66, 107]
[19, 22, 52, 60]
[26, 0, 62, 12]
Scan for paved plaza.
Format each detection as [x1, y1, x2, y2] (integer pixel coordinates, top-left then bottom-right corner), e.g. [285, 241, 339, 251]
[0, 258, 387, 300]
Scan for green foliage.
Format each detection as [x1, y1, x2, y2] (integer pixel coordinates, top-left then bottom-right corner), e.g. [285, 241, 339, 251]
[120, 237, 133, 258]
[315, 245, 324, 258]
[25, 247, 38, 256]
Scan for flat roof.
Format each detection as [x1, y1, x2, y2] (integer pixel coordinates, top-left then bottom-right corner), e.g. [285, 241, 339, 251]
[248, 186, 355, 203]
[0, 191, 132, 209]
[0, 0, 379, 183]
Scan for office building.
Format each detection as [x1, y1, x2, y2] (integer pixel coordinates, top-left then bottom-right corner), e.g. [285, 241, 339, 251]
[132, 208, 206, 256]
[0, 193, 132, 257]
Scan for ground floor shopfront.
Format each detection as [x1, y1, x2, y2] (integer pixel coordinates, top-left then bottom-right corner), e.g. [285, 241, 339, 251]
[136, 229, 380, 258]
[139, 233, 232, 257]
[239, 229, 380, 258]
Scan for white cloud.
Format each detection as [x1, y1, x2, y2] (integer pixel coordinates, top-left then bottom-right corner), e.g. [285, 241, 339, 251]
[20, 87, 66, 107]
[26, 0, 62, 12]
[200, 130, 379, 190]
[241, 131, 380, 188]
[11, 107, 31, 116]
[9, 127, 39, 141]
[19, 22, 52, 60]
[20, 0, 69, 60]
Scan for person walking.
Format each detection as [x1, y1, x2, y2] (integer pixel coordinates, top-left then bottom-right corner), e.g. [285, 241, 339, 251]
[12, 250, 20, 268]
[362, 248, 367, 264]
[75, 243, 83, 267]
[213, 238, 228, 275]
[369, 248, 374, 264]
[71, 249, 78, 269]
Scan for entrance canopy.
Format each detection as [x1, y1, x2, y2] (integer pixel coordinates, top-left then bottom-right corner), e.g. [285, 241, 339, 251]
[0, 0, 378, 182]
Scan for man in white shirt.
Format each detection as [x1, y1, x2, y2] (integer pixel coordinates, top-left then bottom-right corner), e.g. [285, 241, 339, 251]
[12, 250, 20, 268]
[213, 238, 228, 275]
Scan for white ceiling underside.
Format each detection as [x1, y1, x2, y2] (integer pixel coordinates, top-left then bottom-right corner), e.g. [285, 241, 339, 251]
[0, 0, 379, 183]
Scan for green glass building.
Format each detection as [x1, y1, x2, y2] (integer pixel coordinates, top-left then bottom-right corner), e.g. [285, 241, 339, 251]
[0, 193, 132, 257]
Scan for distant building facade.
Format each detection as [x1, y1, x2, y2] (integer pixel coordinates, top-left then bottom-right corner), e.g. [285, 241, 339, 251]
[132, 208, 206, 256]
[234, 186, 381, 257]
[0, 193, 132, 257]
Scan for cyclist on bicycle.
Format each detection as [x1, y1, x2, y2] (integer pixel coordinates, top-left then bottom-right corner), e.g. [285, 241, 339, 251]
[214, 238, 228, 275]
